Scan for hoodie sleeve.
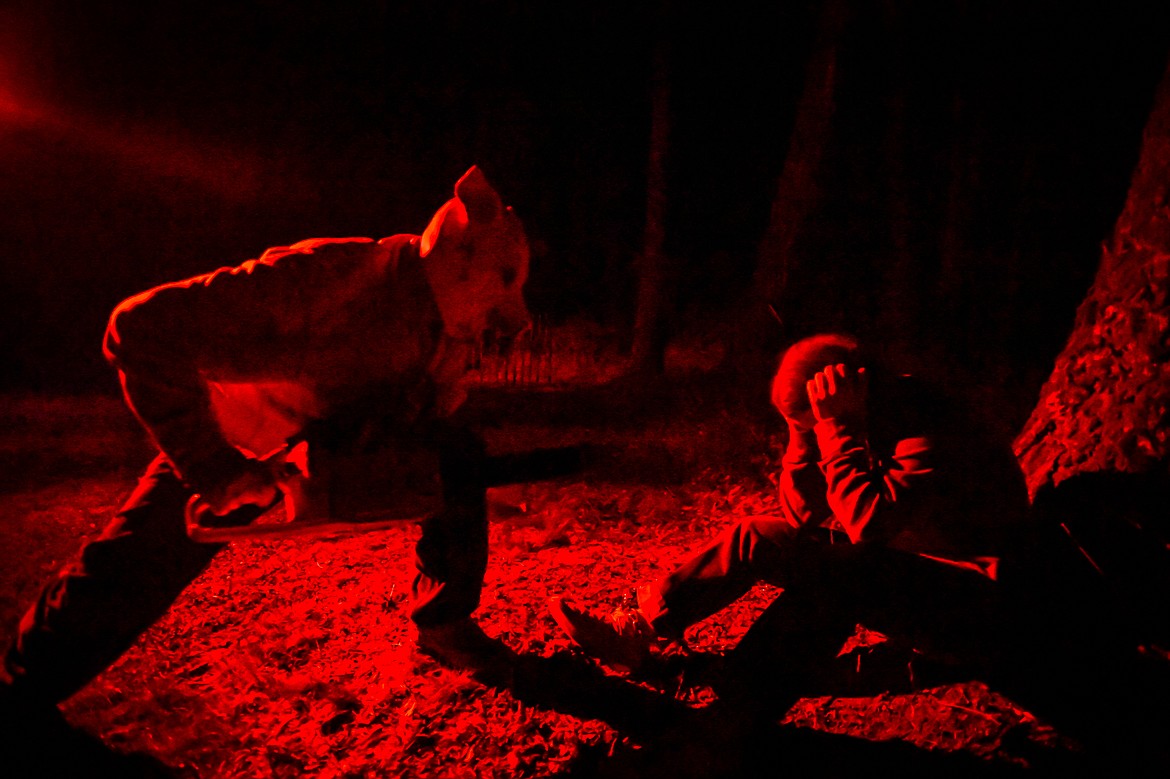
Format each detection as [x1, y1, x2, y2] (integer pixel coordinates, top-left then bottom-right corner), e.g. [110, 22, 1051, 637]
[777, 427, 834, 528]
[813, 416, 936, 544]
[102, 237, 383, 490]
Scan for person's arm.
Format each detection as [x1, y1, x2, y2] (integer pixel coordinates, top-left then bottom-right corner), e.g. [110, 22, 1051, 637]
[777, 419, 834, 529]
[103, 238, 383, 510]
[805, 364, 936, 544]
[814, 419, 934, 544]
[104, 279, 258, 502]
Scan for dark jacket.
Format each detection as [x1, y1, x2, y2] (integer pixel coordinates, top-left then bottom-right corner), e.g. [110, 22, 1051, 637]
[103, 234, 445, 492]
[778, 376, 1029, 577]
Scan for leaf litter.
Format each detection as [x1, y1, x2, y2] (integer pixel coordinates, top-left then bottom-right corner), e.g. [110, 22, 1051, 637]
[4, 390, 1079, 776]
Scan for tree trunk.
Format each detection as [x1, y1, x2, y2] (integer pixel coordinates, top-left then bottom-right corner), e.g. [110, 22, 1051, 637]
[750, 0, 848, 322]
[1014, 57, 1170, 499]
[630, 4, 672, 374]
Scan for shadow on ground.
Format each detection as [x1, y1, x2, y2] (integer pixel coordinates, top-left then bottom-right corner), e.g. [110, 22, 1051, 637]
[495, 651, 1045, 779]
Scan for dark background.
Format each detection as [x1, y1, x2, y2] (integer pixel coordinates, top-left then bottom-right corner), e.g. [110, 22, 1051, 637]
[2, 0, 1167, 434]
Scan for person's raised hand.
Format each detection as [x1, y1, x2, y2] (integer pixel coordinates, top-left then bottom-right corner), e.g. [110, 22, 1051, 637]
[806, 363, 867, 424]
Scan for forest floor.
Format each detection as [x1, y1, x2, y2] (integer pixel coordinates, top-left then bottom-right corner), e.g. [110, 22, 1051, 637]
[0, 371, 1092, 778]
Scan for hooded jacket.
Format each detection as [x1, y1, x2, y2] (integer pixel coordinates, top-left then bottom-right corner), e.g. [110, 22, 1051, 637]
[103, 233, 445, 492]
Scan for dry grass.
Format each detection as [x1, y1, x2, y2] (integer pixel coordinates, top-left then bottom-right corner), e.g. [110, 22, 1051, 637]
[1, 384, 1079, 777]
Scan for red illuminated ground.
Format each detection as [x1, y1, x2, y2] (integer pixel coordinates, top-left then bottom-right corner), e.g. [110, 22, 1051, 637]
[0, 387, 1078, 777]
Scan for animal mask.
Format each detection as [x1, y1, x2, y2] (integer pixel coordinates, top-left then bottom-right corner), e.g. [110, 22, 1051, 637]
[418, 166, 531, 345]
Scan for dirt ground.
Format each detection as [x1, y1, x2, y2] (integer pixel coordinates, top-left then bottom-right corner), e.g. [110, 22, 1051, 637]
[0, 385, 1088, 777]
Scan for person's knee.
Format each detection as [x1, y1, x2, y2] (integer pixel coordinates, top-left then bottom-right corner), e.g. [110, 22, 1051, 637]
[738, 515, 798, 544]
[725, 515, 798, 569]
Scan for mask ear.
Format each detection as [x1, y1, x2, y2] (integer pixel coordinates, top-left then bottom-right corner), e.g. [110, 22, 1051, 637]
[454, 165, 502, 223]
[419, 200, 463, 258]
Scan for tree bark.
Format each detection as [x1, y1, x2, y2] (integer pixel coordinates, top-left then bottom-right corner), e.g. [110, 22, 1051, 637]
[1014, 56, 1170, 499]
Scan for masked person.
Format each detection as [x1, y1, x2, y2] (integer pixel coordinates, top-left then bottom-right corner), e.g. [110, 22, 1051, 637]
[550, 333, 1031, 706]
[3, 167, 531, 723]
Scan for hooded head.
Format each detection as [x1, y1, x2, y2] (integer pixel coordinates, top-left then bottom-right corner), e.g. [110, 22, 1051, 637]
[771, 333, 864, 422]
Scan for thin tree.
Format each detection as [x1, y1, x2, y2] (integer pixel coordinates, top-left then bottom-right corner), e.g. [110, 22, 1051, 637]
[749, 0, 848, 333]
[630, 0, 672, 374]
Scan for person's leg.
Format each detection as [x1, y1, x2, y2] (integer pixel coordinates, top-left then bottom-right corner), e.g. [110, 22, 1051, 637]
[638, 515, 808, 638]
[549, 515, 814, 672]
[409, 427, 489, 627]
[853, 552, 1002, 673]
[407, 427, 511, 673]
[716, 577, 861, 715]
[699, 533, 885, 706]
[4, 454, 259, 704]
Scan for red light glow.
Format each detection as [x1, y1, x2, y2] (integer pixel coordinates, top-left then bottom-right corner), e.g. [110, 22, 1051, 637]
[0, 79, 261, 200]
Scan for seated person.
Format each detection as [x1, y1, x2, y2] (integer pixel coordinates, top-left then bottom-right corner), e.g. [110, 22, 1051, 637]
[549, 333, 1031, 702]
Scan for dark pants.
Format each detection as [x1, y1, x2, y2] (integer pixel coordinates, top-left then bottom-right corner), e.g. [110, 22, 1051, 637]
[640, 516, 1002, 701]
[5, 435, 487, 705]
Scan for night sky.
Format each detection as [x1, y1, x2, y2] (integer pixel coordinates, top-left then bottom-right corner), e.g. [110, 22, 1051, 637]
[2, 0, 1168, 418]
